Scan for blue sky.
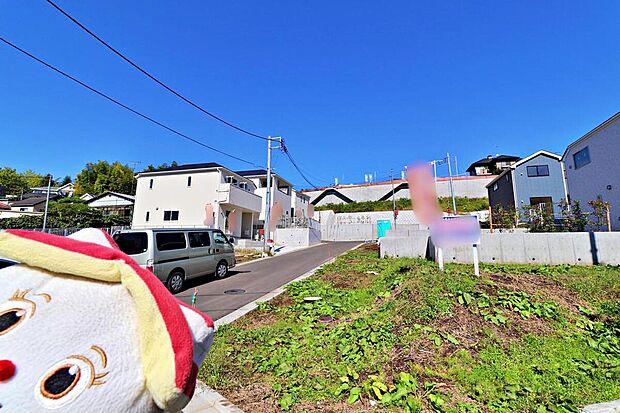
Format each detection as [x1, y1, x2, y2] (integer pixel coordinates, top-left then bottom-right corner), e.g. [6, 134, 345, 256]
[1, 1, 619, 188]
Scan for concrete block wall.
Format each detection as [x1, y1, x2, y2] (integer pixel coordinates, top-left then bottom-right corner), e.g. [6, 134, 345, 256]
[274, 227, 322, 247]
[381, 231, 620, 265]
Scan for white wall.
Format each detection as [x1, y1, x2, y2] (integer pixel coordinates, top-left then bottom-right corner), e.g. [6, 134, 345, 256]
[304, 176, 494, 207]
[132, 170, 223, 228]
[563, 117, 620, 231]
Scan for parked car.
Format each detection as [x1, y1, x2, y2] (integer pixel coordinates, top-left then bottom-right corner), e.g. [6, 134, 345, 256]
[112, 228, 236, 294]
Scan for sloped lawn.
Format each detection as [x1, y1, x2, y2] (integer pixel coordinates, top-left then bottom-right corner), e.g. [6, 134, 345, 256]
[199, 244, 620, 412]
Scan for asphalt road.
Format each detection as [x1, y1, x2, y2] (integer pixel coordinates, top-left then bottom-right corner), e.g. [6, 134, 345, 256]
[176, 241, 360, 321]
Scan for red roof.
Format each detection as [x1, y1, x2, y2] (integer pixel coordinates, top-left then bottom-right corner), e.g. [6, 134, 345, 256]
[0, 202, 10, 210]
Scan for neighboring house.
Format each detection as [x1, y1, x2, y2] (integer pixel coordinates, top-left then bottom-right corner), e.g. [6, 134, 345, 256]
[466, 155, 521, 176]
[292, 189, 312, 219]
[302, 175, 494, 207]
[236, 169, 294, 226]
[8, 195, 58, 213]
[486, 150, 568, 218]
[86, 192, 135, 217]
[562, 112, 620, 231]
[132, 163, 262, 239]
[80, 193, 95, 201]
[31, 183, 75, 198]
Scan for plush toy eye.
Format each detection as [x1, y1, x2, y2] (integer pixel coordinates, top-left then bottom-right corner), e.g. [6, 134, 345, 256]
[35, 356, 96, 408]
[40, 365, 81, 399]
[0, 308, 27, 336]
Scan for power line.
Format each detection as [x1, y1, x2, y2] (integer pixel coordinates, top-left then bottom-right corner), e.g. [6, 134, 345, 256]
[282, 142, 318, 189]
[45, 0, 268, 141]
[0, 36, 261, 167]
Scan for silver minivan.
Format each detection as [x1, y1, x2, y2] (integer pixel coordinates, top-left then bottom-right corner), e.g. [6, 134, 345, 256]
[112, 228, 236, 294]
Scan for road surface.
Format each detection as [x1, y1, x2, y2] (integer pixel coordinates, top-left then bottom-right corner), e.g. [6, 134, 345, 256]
[176, 241, 360, 320]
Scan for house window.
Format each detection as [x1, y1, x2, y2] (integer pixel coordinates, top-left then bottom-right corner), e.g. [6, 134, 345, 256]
[225, 176, 237, 185]
[187, 176, 192, 187]
[492, 183, 498, 191]
[573, 147, 591, 169]
[20, 207, 27, 212]
[163, 210, 179, 221]
[149, 179, 154, 189]
[526, 165, 550, 177]
[145, 211, 150, 222]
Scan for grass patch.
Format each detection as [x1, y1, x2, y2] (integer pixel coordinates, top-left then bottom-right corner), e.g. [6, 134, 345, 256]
[199, 247, 620, 412]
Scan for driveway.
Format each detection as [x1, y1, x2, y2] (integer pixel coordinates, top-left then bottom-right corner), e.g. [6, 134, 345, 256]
[176, 241, 360, 320]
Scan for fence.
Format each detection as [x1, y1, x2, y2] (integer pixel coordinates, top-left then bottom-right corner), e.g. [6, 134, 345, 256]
[30, 226, 130, 236]
[380, 230, 620, 266]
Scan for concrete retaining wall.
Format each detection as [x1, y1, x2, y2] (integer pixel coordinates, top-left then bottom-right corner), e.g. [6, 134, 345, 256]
[274, 227, 322, 247]
[381, 231, 620, 265]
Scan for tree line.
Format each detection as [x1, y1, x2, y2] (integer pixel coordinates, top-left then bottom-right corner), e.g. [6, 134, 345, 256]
[0, 160, 178, 198]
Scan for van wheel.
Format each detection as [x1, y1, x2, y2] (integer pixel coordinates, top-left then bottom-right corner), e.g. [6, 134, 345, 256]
[215, 261, 228, 279]
[166, 270, 185, 294]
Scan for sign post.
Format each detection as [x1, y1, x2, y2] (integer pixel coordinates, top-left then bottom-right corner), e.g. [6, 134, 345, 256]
[431, 215, 481, 276]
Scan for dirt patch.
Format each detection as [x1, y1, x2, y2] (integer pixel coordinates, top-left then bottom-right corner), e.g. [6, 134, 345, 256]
[292, 399, 379, 412]
[236, 308, 281, 329]
[270, 293, 294, 307]
[358, 243, 379, 253]
[224, 382, 280, 413]
[485, 272, 589, 314]
[321, 270, 376, 289]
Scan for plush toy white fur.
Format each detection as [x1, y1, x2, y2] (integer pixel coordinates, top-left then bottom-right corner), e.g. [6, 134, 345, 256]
[0, 229, 214, 413]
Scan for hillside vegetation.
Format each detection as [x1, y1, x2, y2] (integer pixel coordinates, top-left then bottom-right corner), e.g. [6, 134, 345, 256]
[315, 197, 489, 214]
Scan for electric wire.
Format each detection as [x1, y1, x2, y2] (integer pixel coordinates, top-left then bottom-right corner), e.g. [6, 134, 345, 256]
[45, 0, 269, 141]
[0, 36, 262, 167]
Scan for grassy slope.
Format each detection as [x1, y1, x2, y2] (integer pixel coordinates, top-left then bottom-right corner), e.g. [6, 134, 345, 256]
[199, 246, 620, 412]
[314, 197, 489, 214]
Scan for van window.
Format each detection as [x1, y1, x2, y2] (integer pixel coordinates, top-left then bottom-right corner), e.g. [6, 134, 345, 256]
[113, 232, 148, 255]
[188, 232, 211, 248]
[156, 232, 187, 251]
[213, 231, 228, 244]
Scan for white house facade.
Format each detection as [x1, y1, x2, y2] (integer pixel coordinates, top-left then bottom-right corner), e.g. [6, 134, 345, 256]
[236, 170, 293, 225]
[562, 112, 620, 231]
[86, 192, 135, 217]
[132, 163, 263, 239]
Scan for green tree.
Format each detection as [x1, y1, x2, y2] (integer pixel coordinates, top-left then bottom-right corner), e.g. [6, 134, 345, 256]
[588, 196, 610, 232]
[490, 205, 518, 230]
[60, 175, 72, 186]
[523, 204, 555, 232]
[0, 167, 29, 197]
[559, 199, 587, 232]
[21, 170, 48, 189]
[75, 161, 135, 196]
[144, 160, 178, 172]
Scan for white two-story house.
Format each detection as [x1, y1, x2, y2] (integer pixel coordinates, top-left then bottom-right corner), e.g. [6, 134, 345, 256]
[235, 169, 293, 227]
[132, 163, 263, 239]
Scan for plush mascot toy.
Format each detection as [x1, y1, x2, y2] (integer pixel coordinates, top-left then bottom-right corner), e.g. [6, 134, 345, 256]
[0, 229, 214, 412]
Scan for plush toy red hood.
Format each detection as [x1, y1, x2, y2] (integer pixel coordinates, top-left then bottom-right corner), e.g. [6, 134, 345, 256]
[0, 229, 214, 412]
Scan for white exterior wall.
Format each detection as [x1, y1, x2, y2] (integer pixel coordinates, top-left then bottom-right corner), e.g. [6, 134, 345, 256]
[292, 190, 311, 218]
[563, 116, 620, 231]
[249, 176, 293, 222]
[132, 169, 261, 238]
[132, 170, 223, 228]
[304, 176, 494, 206]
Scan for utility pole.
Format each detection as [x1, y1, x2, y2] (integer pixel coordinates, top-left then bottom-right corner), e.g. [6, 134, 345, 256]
[447, 153, 457, 215]
[42, 175, 52, 232]
[430, 160, 438, 191]
[264, 136, 283, 254]
[390, 168, 397, 229]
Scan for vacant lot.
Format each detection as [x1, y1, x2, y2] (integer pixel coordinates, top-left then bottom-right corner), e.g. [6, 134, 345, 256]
[199, 245, 620, 412]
